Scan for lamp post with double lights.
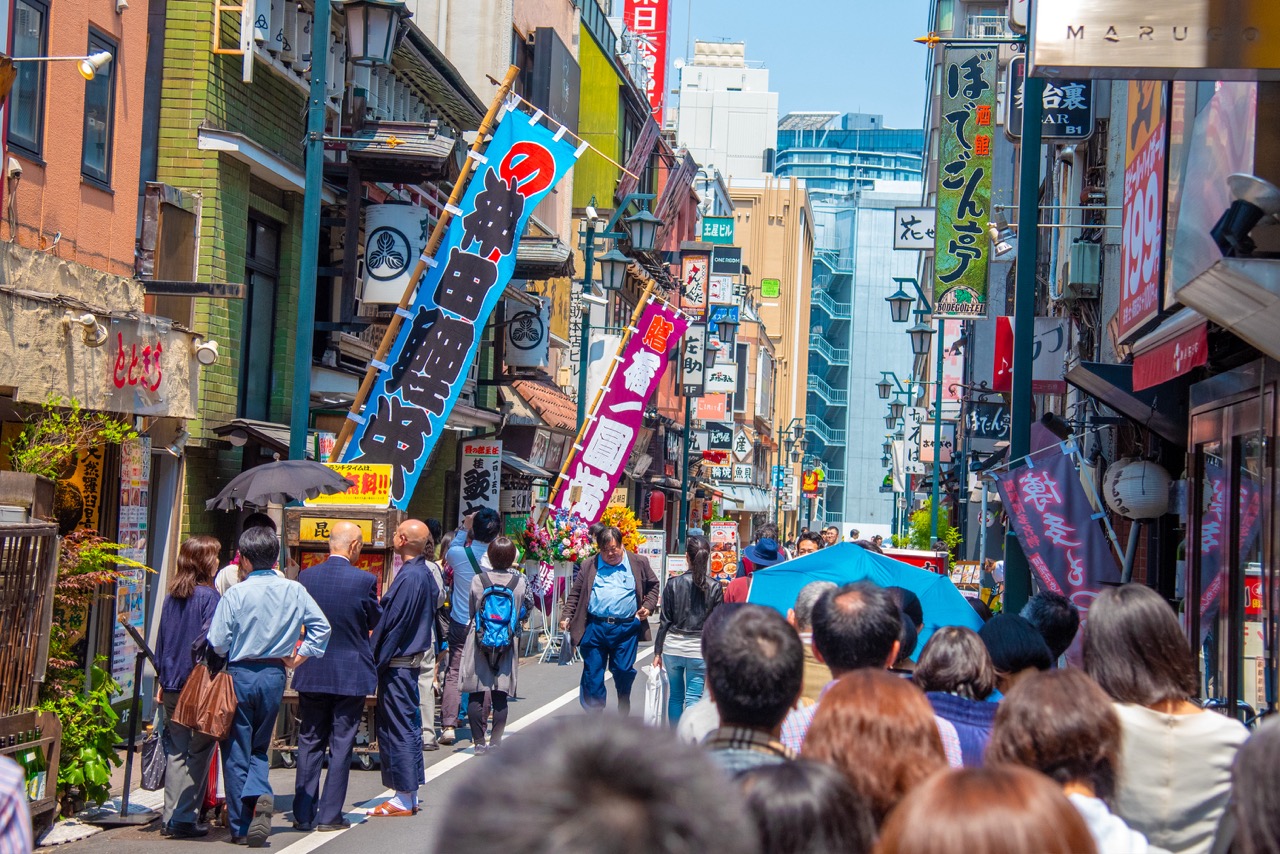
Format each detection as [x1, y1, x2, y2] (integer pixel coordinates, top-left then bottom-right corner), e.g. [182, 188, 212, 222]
[772, 417, 805, 535]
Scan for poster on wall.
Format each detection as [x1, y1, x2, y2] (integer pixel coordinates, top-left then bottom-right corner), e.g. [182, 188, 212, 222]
[459, 440, 502, 516]
[708, 521, 739, 585]
[112, 437, 151, 696]
[680, 252, 709, 318]
[1117, 81, 1167, 342]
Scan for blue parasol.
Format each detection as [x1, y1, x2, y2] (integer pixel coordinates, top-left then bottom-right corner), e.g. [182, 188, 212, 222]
[745, 542, 983, 654]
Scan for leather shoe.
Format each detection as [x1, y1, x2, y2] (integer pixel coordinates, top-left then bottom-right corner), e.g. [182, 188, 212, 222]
[166, 821, 210, 839]
[291, 821, 314, 832]
[228, 836, 247, 846]
[246, 794, 273, 848]
[317, 818, 352, 832]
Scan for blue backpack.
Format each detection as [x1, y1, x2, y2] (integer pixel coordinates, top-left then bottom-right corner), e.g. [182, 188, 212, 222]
[474, 572, 520, 660]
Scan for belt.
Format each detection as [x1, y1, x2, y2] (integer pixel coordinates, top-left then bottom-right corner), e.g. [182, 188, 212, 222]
[588, 614, 633, 625]
[233, 657, 285, 667]
[388, 652, 425, 668]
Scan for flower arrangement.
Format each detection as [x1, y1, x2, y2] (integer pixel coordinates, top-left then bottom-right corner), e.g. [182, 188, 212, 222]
[522, 507, 593, 565]
[601, 504, 644, 553]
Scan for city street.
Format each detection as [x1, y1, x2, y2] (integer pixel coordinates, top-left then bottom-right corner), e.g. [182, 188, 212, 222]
[50, 648, 649, 854]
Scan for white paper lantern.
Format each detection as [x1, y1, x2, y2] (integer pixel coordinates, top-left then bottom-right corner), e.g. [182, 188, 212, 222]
[1103, 459, 1171, 520]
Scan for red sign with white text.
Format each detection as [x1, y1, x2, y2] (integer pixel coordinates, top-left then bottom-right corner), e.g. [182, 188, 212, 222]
[993, 316, 1013, 392]
[1118, 81, 1166, 342]
[1132, 322, 1207, 390]
[625, 0, 670, 125]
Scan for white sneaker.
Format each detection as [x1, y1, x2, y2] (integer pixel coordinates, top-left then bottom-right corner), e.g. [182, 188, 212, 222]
[439, 727, 456, 745]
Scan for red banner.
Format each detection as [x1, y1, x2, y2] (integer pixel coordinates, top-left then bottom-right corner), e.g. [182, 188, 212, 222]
[1132, 322, 1207, 390]
[1118, 81, 1166, 342]
[993, 316, 1013, 392]
[554, 299, 687, 524]
[625, 0, 671, 126]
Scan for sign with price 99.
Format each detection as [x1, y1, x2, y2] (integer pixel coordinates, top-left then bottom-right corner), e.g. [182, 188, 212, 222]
[1117, 81, 1166, 343]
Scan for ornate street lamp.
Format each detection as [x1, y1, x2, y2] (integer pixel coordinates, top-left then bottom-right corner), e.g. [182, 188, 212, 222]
[881, 453, 891, 467]
[876, 373, 893, 400]
[884, 412, 897, 430]
[885, 287, 914, 324]
[792, 421, 805, 443]
[882, 439, 892, 456]
[624, 208, 663, 252]
[596, 244, 631, 291]
[340, 0, 410, 66]
[889, 398, 905, 421]
[908, 316, 935, 356]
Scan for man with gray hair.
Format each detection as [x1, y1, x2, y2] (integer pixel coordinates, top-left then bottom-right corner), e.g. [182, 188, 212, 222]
[787, 581, 836, 703]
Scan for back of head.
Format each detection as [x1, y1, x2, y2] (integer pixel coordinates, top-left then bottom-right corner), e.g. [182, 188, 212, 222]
[792, 580, 837, 632]
[978, 614, 1052, 676]
[328, 520, 363, 556]
[965, 595, 993, 623]
[739, 760, 874, 854]
[755, 523, 779, 543]
[811, 581, 902, 673]
[1021, 591, 1081, 660]
[986, 669, 1121, 800]
[471, 508, 501, 544]
[886, 587, 923, 630]
[802, 669, 946, 826]
[700, 602, 747, 660]
[877, 766, 1097, 854]
[433, 716, 759, 854]
[241, 511, 276, 534]
[171, 535, 222, 598]
[1082, 583, 1197, 706]
[1233, 718, 1280, 854]
[487, 536, 518, 571]
[238, 525, 280, 573]
[704, 605, 803, 730]
[425, 518, 443, 545]
[915, 626, 997, 701]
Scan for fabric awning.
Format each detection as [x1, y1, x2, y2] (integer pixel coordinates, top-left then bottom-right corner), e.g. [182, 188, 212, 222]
[1063, 362, 1188, 446]
[718, 485, 772, 513]
[1130, 308, 1209, 391]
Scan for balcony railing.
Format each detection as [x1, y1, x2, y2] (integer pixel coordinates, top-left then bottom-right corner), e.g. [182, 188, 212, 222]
[809, 334, 850, 366]
[806, 414, 847, 447]
[811, 289, 852, 320]
[807, 372, 849, 406]
[967, 14, 1011, 38]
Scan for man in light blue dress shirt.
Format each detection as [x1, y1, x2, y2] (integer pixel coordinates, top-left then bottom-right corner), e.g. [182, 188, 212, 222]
[209, 526, 330, 847]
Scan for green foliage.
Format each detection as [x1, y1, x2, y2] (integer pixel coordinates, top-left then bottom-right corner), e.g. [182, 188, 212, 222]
[6, 395, 136, 480]
[902, 498, 962, 559]
[37, 661, 122, 812]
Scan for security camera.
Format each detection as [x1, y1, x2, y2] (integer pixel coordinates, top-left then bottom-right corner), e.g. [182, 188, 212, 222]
[586, 205, 599, 224]
[7, 158, 22, 180]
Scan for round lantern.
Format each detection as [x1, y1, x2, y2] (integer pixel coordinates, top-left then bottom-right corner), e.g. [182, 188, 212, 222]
[1103, 458, 1172, 520]
[648, 490, 666, 524]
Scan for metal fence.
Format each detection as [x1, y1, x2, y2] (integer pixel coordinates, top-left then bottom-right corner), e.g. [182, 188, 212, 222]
[0, 523, 58, 714]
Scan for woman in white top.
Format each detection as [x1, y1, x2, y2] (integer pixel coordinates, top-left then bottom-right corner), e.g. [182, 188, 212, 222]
[1083, 584, 1248, 854]
[987, 668, 1163, 854]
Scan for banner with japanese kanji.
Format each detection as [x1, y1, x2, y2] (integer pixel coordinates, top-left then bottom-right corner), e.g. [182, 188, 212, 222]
[995, 442, 1119, 614]
[1195, 458, 1263, 642]
[554, 299, 687, 524]
[341, 105, 582, 507]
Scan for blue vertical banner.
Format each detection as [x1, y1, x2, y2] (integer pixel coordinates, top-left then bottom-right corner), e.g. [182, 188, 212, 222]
[342, 106, 582, 506]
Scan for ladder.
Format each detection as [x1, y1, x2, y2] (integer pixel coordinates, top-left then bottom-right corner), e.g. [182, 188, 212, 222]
[212, 0, 254, 83]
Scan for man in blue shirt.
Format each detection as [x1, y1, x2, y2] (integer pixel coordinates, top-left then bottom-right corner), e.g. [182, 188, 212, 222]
[562, 526, 660, 713]
[208, 526, 330, 847]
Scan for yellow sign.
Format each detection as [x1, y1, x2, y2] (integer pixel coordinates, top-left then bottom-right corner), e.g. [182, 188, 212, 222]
[304, 463, 393, 506]
[299, 517, 374, 543]
[608, 486, 629, 508]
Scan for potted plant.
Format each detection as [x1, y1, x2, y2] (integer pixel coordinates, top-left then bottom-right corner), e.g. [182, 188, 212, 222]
[38, 661, 121, 816]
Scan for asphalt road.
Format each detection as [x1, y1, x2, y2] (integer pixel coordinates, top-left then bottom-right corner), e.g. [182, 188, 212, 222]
[50, 644, 651, 854]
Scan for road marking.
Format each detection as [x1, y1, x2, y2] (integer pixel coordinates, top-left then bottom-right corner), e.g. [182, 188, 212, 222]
[274, 647, 653, 854]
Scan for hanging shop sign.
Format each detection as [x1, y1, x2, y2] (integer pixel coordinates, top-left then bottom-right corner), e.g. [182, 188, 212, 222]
[305, 463, 394, 507]
[1005, 56, 1095, 142]
[760, 278, 781, 299]
[732, 463, 753, 483]
[893, 207, 936, 251]
[680, 251, 710, 318]
[503, 297, 550, 368]
[460, 440, 502, 516]
[1117, 81, 1167, 343]
[342, 104, 581, 508]
[361, 202, 430, 304]
[554, 299, 687, 524]
[1132, 321, 1208, 391]
[934, 48, 997, 317]
[991, 316, 1069, 394]
[902, 407, 928, 475]
[696, 394, 727, 421]
[967, 402, 1010, 442]
[1028, 0, 1280, 81]
[705, 362, 738, 395]
[708, 422, 733, 452]
[732, 428, 752, 463]
[708, 274, 734, 305]
[711, 246, 743, 276]
[919, 422, 958, 464]
[700, 215, 734, 244]
[801, 470, 819, 495]
[106, 317, 188, 417]
[624, 0, 671, 123]
[681, 322, 708, 396]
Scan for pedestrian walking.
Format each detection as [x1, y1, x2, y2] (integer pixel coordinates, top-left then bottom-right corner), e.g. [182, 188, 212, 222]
[914, 626, 999, 767]
[153, 535, 222, 839]
[1229, 718, 1280, 854]
[1020, 590, 1081, 666]
[739, 760, 874, 854]
[459, 536, 527, 753]
[561, 525, 659, 714]
[369, 520, 439, 818]
[0, 755, 32, 854]
[785, 580, 835, 704]
[208, 526, 330, 847]
[213, 513, 278, 595]
[417, 529, 448, 753]
[725, 536, 784, 603]
[440, 508, 500, 746]
[291, 522, 381, 832]
[978, 614, 1052, 695]
[653, 535, 722, 725]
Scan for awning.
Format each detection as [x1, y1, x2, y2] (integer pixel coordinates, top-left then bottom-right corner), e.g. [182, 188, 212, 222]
[197, 128, 337, 203]
[501, 452, 553, 479]
[1130, 308, 1209, 391]
[1174, 256, 1280, 364]
[1063, 362, 1188, 446]
[212, 419, 293, 456]
[513, 236, 574, 280]
[718, 485, 772, 513]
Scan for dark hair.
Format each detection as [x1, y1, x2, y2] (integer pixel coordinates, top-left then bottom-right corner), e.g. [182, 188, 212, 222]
[755, 523, 779, 542]
[703, 605, 803, 730]
[796, 531, 823, 550]
[877, 767, 1097, 854]
[169, 535, 221, 599]
[915, 626, 997, 701]
[686, 534, 711, 596]
[1232, 718, 1280, 854]
[487, 536, 518, 571]
[471, 508, 501, 543]
[425, 518, 443, 544]
[1083, 584, 1198, 706]
[966, 595, 993, 623]
[241, 512, 276, 533]
[1021, 591, 1081, 661]
[986, 669, 1121, 801]
[811, 582, 902, 674]
[596, 525, 624, 550]
[238, 525, 280, 572]
[803, 670, 946, 826]
[435, 716, 760, 854]
[739, 760, 874, 854]
[979, 614, 1052, 675]
[895, 616, 918, 664]
[825, 526, 840, 535]
[700, 602, 747, 660]
[886, 587, 923, 630]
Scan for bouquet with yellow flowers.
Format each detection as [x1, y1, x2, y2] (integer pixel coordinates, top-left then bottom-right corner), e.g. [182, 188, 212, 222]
[601, 504, 644, 553]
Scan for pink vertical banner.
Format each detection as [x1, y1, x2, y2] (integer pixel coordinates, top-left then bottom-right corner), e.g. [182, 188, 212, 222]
[556, 298, 688, 524]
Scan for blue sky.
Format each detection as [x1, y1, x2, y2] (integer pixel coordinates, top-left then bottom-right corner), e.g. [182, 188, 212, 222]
[665, 0, 932, 129]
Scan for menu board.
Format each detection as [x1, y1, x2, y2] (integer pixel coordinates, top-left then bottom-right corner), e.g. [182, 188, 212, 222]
[708, 521, 739, 585]
[112, 437, 151, 695]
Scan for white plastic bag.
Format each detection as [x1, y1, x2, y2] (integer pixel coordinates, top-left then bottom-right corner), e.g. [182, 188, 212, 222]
[642, 663, 669, 726]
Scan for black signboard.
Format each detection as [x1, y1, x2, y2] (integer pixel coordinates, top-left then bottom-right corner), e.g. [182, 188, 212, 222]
[711, 246, 742, 275]
[966, 402, 1010, 442]
[707, 423, 733, 451]
[1006, 56, 1094, 141]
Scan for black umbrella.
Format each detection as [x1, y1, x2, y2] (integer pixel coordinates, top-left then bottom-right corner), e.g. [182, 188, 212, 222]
[205, 460, 355, 510]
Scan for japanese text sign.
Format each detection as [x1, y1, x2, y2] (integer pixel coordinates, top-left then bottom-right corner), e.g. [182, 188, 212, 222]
[696, 394, 727, 421]
[1005, 56, 1095, 141]
[305, 463, 394, 507]
[991, 316, 1069, 394]
[556, 299, 687, 524]
[934, 48, 996, 317]
[996, 441, 1119, 618]
[700, 215, 734, 244]
[624, 0, 670, 125]
[967, 402, 1010, 442]
[1118, 81, 1166, 342]
[680, 251, 709, 318]
[342, 106, 580, 507]
[705, 362, 737, 395]
[893, 207, 937, 251]
[681, 322, 708, 396]
[919, 422, 957, 464]
[903, 407, 928, 475]
[707, 423, 733, 451]
[460, 440, 502, 516]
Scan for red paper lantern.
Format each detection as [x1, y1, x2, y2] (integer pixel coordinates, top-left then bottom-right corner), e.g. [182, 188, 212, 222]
[703, 501, 714, 521]
[648, 491, 666, 523]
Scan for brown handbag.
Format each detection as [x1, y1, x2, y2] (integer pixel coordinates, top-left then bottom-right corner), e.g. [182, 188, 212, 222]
[171, 663, 237, 740]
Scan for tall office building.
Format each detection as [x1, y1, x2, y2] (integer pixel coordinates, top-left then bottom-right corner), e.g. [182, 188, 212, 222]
[675, 41, 779, 180]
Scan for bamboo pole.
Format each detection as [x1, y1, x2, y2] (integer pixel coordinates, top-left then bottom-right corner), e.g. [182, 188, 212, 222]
[330, 64, 521, 462]
[544, 279, 658, 517]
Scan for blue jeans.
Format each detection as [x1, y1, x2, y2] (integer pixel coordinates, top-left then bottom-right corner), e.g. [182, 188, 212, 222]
[222, 662, 286, 837]
[664, 655, 705, 725]
[578, 618, 641, 711]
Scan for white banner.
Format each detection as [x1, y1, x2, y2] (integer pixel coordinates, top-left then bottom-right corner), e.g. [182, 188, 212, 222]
[504, 298, 550, 367]
[460, 439, 502, 515]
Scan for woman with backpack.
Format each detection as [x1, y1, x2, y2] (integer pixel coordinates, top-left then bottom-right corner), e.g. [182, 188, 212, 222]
[653, 534, 723, 725]
[459, 536, 529, 754]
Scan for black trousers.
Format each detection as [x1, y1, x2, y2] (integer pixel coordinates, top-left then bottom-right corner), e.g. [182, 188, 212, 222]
[293, 692, 363, 826]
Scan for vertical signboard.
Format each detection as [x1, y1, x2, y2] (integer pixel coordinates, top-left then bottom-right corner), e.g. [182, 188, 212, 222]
[680, 251, 709, 318]
[934, 48, 996, 317]
[681, 322, 707, 396]
[112, 437, 150, 696]
[1118, 81, 1167, 342]
[940, 319, 965, 420]
[903, 407, 928, 474]
[624, 0, 670, 125]
[460, 440, 502, 516]
[1005, 56, 1095, 142]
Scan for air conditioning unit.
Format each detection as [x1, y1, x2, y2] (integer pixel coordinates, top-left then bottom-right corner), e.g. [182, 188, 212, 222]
[1062, 242, 1101, 299]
